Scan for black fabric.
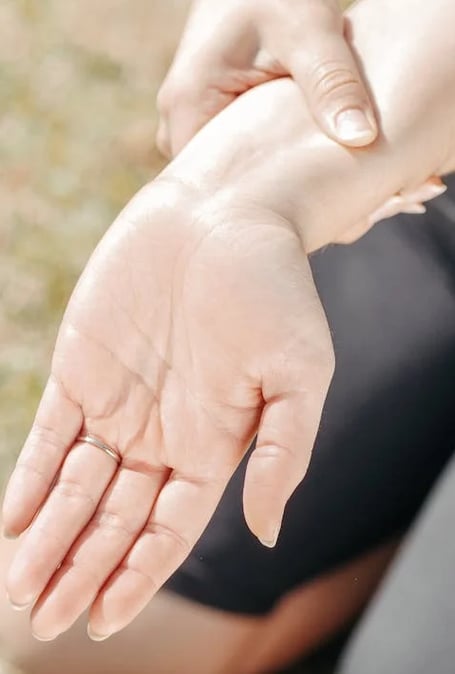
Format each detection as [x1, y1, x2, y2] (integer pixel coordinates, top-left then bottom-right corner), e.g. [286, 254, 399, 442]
[165, 175, 455, 615]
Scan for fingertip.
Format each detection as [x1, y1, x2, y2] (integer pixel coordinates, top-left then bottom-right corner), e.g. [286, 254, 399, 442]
[243, 481, 284, 550]
[258, 522, 281, 549]
[155, 119, 172, 159]
[30, 625, 56, 643]
[2, 480, 25, 539]
[2, 527, 19, 540]
[6, 591, 31, 612]
[2, 476, 37, 540]
[87, 624, 112, 642]
[5, 562, 38, 611]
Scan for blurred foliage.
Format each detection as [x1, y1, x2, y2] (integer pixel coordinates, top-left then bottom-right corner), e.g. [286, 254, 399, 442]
[0, 0, 188, 475]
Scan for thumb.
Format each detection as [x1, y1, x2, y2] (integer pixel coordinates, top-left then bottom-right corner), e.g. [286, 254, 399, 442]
[243, 367, 333, 547]
[281, 6, 377, 147]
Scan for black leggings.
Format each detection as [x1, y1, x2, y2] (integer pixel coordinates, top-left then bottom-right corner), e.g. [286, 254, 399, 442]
[166, 175, 455, 615]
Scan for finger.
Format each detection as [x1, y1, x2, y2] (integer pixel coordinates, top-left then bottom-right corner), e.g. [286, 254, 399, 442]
[156, 1, 256, 156]
[336, 195, 406, 244]
[335, 219, 375, 245]
[243, 358, 334, 548]
[6, 439, 118, 608]
[164, 82, 235, 157]
[400, 176, 447, 204]
[155, 117, 172, 160]
[160, 62, 281, 156]
[2, 376, 83, 538]
[88, 472, 227, 639]
[336, 178, 447, 244]
[30, 462, 169, 640]
[282, 8, 377, 147]
[156, 54, 227, 158]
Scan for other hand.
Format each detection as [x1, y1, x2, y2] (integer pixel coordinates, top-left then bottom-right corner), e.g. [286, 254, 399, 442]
[157, 0, 378, 156]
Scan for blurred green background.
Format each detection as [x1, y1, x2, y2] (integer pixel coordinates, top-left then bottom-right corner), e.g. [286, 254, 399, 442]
[0, 0, 189, 478]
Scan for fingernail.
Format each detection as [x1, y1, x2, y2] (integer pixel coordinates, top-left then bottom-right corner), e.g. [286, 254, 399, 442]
[6, 592, 31, 612]
[87, 625, 111, 642]
[259, 524, 280, 549]
[32, 632, 57, 642]
[421, 182, 447, 201]
[335, 108, 376, 145]
[2, 528, 18, 540]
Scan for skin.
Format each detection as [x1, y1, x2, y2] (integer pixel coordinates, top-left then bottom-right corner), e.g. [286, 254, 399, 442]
[2, 0, 455, 650]
[155, 0, 447, 222]
[156, 0, 379, 154]
[0, 530, 397, 674]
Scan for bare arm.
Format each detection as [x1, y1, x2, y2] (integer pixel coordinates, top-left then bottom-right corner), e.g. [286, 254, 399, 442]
[166, 0, 455, 251]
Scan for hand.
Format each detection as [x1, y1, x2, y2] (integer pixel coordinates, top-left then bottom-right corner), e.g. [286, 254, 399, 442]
[157, 0, 378, 156]
[2, 180, 334, 640]
[3, 0, 455, 644]
[165, 0, 455, 251]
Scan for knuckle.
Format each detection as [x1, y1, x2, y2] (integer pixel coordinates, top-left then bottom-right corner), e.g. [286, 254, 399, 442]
[265, 0, 340, 31]
[27, 423, 65, 453]
[119, 563, 158, 593]
[60, 556, 102, 589]
[155, 123, 171, 159]
[254, 442, 297, 463]
[156, 81, 173, 114]
[89, 509, 137, 538]
[301, 0, 342, 30]
[157, 77, 189, 114]
[14, 461, 49, 492]
[315, 327, 336, 368]
[309, 59, 363, 107]
[316, 339, 336, 378]
[53, 477, 96, 509]
[252, 442, 307, 480]
[303, 333, 336, 384]
[321, 344, 336, 380]
[32, 519, 67, 551]
[143, 520, 191, 555]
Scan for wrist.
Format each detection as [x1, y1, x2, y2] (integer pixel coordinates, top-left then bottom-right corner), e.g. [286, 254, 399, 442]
[163, 0, 455, 252]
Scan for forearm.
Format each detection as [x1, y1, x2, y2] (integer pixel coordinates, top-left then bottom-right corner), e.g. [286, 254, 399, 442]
[165, 0, 455, 251]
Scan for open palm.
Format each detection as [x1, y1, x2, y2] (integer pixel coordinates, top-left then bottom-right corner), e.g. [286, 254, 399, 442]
[2, 179, 333, 640]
